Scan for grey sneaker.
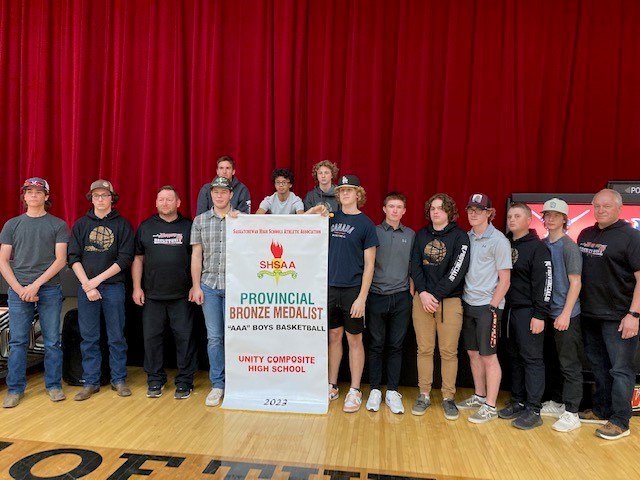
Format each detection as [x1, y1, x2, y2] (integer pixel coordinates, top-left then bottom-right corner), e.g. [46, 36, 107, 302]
[512, 408, 543, 430]
[498, 401, 526, 420]
[48, 388, 66, 402]
[468, 404, 498, 424]
[456, 394, 486, 410]
[411, 394, 431, 416]
[442, 398, 459, 420]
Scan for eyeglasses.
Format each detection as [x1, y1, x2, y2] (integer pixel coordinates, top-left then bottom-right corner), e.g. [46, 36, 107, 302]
[92, 193, 112, 199]
[275, 181, 290, 186]
[466, 207, 486, 215]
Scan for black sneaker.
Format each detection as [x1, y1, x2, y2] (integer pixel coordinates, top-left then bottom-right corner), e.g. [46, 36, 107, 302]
[512, 408, 543, 430]
[442, 398, 459, 421]
[146, 384, 164, 398]
[498, 401, 525, 419]
[174, 386, 192, 400]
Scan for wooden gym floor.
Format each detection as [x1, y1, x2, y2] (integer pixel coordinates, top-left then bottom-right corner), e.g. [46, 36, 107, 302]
[1, 367, 639, 479]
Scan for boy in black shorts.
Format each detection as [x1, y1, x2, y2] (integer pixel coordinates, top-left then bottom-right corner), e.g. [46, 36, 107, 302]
[327, 175, 379, 413]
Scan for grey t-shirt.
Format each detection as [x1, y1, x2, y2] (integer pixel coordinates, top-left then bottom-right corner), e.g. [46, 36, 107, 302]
[259, 192, 304, 214]
[0, 213, 69, 286]
[544, 234, 581, 318]
[463, 223, 512, 307]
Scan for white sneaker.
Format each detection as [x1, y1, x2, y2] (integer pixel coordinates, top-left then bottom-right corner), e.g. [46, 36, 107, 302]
[541, 400, 565, 418]
[385, 390, 405, 414]
[366, 389, 382, 411]
[205, 388, 224, 407]
[552, 411, 581, 432]
[343, 388, 362, 413]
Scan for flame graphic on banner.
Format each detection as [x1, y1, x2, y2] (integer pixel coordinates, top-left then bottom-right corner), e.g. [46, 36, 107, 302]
[271, 241, 283, 258]
[258, 240, 297, 285]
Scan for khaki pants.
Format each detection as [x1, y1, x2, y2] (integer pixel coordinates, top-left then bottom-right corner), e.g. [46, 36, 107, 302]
[412, 295, 463, 399]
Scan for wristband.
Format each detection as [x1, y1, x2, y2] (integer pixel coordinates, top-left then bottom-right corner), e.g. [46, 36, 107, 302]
[629, 311, 640, 319]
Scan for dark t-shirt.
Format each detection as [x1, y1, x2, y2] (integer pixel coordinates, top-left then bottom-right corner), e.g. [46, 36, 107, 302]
[135, 214, 192, 300]
[0, 213, 69, 286]
[328, 210, 379, 287]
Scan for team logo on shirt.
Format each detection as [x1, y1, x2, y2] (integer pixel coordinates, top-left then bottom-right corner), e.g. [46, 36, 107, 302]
[153, 232, 184, 245]
[423, 239, 446, 265]
[579, 241, 607, 257]
[258, 240, 298, 285]
[330, 223, 355, 238]
[86, 226, 114, 252]
[511, 247, 519, 265]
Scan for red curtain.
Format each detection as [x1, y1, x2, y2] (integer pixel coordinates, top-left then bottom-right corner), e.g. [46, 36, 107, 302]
[2, 0, 639, 231]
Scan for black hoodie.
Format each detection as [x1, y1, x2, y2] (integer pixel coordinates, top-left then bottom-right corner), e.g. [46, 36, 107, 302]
[578, 219, 640, 321]
[505, 229, 552, 320]
[134, 213, 192, 300]
[411, 221, 470, 300]
[68, 209, 134, 284]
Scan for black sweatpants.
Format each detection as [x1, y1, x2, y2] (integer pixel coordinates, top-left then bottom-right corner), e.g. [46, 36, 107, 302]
[507, 306, 545, 411]
[142, 297, 197, 388]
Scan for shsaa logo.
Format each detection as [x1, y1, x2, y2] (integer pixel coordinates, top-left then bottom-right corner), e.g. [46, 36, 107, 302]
[258, 241, 298, 285]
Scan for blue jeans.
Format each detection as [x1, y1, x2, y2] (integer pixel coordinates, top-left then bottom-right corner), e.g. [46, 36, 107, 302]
[582, 317, 639, 430]
[201, 284, 225, 389]
[7, 285, 63, 394]
[77, 283, 128, 387]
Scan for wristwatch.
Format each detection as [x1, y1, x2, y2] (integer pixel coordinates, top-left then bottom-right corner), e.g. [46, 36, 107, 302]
[628, 311, 640, 319]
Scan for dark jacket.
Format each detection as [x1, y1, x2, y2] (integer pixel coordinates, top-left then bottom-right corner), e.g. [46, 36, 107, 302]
[68, 209, 134, 284]
[303, 185, 339, 213]
[134, 213, 192, 300]
[505, 229, 552, 320]
[196, 176, 251, 215]
[411, 221, 470, 300]
[578, 219, 640, 321]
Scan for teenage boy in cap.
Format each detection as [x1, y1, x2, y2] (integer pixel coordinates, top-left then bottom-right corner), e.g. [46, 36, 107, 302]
[457, 193, 511, 423]
[497, 203, 552, 430]
[578, 188, 640, 440]
[410, 193, 470, 420]
[365, 192, 415, 414]
[327, 175, 379, 413]
[304, 160, 340, 214]
[190, 176, 239, 407]
[0, 178, 69, 408]
[256, 168, 305, 214]
[68, 179, 135, 401]
[539, 198, 583, 432]
[196, 155, 251, 215]
[132, 186, 197, 400]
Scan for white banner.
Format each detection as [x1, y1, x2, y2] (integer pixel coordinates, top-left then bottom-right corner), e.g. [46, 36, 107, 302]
[223, 214, 328, 414]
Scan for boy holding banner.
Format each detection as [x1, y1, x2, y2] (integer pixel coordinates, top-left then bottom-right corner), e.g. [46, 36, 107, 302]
[189, 176, 239, 407]
[327, 175, 379, 413]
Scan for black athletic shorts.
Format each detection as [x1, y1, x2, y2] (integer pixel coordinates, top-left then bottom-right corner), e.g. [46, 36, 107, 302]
[328, 286, 364, 335]
[462, 302, 502, 356]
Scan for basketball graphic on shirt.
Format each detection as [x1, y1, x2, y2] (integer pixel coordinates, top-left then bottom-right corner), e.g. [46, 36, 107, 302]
[423, 239, 446, 265]
[86, 226, 115, 252]
[511, 247, 519, 265]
